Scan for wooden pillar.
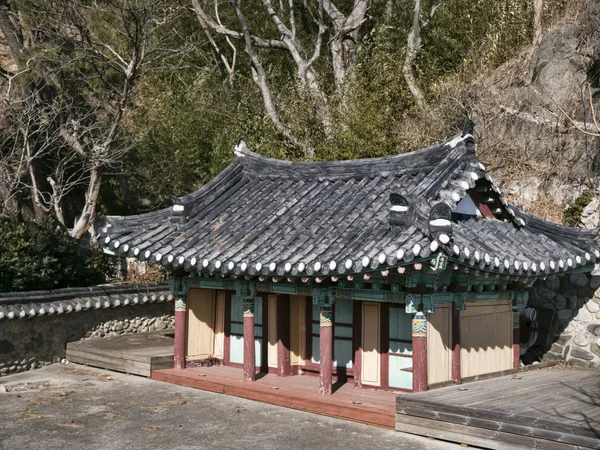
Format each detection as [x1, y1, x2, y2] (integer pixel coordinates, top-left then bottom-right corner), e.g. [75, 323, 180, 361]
[243, 297, 256, 382]
[174, 298, 187, 370]
[411, 311, 428, 392]
[277, 295, 292, 377]
[319, 303, 333, 395]
[513, 310, 520, 371]
[451, 303, 461, 384]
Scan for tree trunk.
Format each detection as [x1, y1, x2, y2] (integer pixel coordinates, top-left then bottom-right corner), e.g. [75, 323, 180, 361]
[533, 0, 543, 45]
[71, 164, 103, 239]
[0, 1, 22, 57]
[403, 0, 427, 110]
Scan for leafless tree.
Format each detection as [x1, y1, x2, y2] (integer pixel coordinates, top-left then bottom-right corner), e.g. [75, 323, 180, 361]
[190, 0, 371, 159]
[0, 0, 186, 239]
[403, 0, 447, 110]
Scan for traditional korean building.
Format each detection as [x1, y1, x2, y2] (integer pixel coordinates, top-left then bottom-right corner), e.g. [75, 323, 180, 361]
[97, 128, 599, 394]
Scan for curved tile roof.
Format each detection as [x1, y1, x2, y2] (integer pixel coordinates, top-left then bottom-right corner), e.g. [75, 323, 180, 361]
[97, 135, 599, 278]
[0, 284, 171, 320]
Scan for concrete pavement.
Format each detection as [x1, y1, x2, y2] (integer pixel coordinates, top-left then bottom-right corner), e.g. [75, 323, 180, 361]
[0, 364, 458, 450]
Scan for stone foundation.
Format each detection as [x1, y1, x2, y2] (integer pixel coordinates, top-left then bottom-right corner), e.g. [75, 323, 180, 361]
[524, 272, 600, 367]
[0, 302, 173, 377]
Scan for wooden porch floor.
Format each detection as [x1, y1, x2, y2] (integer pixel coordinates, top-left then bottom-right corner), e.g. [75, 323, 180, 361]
[397, 367, 600, 449]
[66, 331, 174, 377]
[151, 366, 396, 429]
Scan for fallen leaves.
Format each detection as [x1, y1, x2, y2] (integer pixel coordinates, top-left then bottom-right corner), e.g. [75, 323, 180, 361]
[56, 423, 86, 428]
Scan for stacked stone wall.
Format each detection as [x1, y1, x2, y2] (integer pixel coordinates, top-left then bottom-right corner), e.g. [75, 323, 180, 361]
[0, 303, 173, 377]
[525, 272, 600, 367]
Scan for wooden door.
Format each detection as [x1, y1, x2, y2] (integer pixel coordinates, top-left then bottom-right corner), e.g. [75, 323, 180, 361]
[460, 300, 512, 379]
[388, 305, 413, 390]
[427, 303, 452, 385]
[214, 291, 226, 359]
[267, 295, 278, 369]
[229, 295, 244, 364]
[186, 288, 215, 359]
[228, 295, 264, 368]
[290, 295, 306, 367]
[361, 302, 380, 386]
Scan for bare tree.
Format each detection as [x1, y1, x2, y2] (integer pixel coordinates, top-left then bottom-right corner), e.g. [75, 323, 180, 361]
[403, 0, 447, 110]
[0, 0, 187, 238]
[190, 0, 371, 158]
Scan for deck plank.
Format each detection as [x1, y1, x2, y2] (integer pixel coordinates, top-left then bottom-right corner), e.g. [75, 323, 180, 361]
[152, 366, 396, 429]
[396, 367, 600, 449]
[66, 331, 174, 376]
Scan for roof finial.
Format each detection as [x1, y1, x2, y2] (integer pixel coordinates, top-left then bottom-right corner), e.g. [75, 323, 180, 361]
[234, 137, 247, 157]
[462, 120, 474, 137]
[446, 120, 475, 149]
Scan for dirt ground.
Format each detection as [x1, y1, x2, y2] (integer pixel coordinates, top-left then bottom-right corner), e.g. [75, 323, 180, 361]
[0, 364, 458, 450]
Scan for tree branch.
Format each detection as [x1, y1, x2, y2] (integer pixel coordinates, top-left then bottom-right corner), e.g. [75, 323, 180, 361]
[230, 0, 313, 158]
[403, 0, 446, 110]
[191, 0, 287, 49]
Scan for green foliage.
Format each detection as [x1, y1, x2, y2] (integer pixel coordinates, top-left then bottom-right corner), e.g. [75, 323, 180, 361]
[12, 0, 576, 218]
[563, 190, 594, 227]
[0, 219, 117, 293]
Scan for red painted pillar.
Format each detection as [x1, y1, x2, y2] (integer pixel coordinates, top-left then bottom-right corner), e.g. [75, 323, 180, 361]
[451, 303, 461, 384]
[277, 295, 292, 377]
[513, 310, 520, 372]
[319, 304, 333, 395]
[243, 297, 256, 382]
[411, 311, 428, 392]
[174, 298, 187, 370]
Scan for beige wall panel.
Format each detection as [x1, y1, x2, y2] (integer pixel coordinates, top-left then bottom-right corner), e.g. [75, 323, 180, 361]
[268, 295, 278, 368]
[186, 288, 215, 359]
[290, 295, 306, 366]
[213, 291, 226, 359]
[427, 303, 452, 385]
[361, 302, 380, 386]
[460, 301, 512, 379]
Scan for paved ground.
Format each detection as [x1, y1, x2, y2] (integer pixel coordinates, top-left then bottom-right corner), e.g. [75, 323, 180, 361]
[0, 364, 458, 450]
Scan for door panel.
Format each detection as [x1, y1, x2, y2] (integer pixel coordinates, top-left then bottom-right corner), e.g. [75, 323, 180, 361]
[290, 295, 306, 366]
[186, 288, 215, 359]
[228, 295, 264, 368]
[388, 306, 413, 390]
[268, 295, 278, 368]
[230, 296, 244, 364]
[461, 301, 512, 378]
[214, 291, 226, 359]
[427, 303, 452, 384]
[361, 302, 380, 386]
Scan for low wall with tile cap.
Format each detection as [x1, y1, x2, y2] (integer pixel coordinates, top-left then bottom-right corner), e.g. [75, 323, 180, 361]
[0, 285, 173, 376]
[524, 272, 600, 368]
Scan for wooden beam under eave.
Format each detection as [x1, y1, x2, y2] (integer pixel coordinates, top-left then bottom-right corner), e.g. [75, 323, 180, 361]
[467, 189, 496, 219]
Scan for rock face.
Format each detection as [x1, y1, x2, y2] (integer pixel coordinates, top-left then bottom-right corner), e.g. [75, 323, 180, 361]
[580, 198, 600, 229]
[527, 272, 600, 368]
[0, 303, 173, 377]
[470, 12, 600, 209]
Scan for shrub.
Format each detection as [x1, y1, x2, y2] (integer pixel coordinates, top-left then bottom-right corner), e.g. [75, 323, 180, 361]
[563, 190, 593, 227]
[0, 218, 117, 292]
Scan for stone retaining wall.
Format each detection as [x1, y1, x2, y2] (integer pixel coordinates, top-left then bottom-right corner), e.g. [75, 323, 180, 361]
[0, 302, 173, 377]
[525, 272, 600, 367]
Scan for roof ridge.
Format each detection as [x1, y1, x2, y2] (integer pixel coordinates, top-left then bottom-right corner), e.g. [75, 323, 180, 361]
[236, 139, 450, 179]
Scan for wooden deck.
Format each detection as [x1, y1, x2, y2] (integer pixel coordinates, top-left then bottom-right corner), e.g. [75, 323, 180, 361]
[152, 366, 396, 429]
[66, 331, 174, 377]
[396, 367, 600, 449]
